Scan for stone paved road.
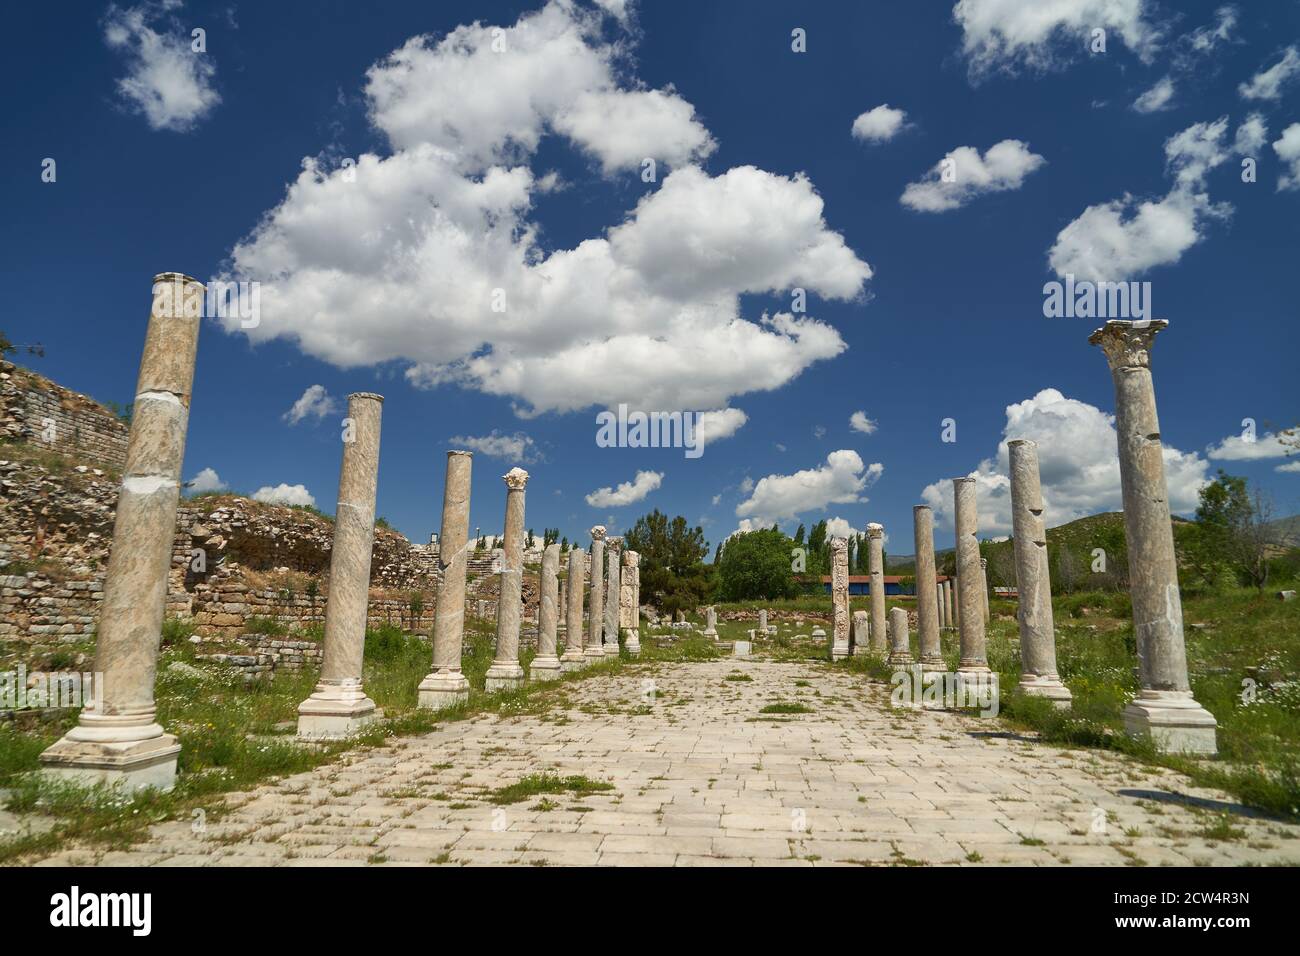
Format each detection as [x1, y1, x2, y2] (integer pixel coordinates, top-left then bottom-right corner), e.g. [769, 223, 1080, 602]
[31, 659, 1300, 866]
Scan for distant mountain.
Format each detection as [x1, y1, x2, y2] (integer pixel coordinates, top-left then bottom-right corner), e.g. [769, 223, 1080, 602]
[1265, 515, 1300, 548]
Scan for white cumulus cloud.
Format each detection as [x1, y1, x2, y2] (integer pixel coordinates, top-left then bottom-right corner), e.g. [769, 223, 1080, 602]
[736, 449, 882, 528]
[1132, 76, 1175, 113]
[253, 483, 316, 508]
[586, 469, 663, 508]
[919, 388, 1209, 536]
[449, 430, 539, 462]
[901, 140, 1045, 212]
[217, 2, 871, 419]
[953, 0, 1160, 78]
[103, 2, 220, 132]
[851, 105, 908, 143]
[1048, 117, 1233, 280]
[1205, 430, 1293, 461]
[696, 408, 748, 445]
[283, 385, 339, 425]
[186, 467, 227, 494]
[1275, 123, 1300, 191]
[1239, 45, 1300, 101]
[849, 410, 878, 434]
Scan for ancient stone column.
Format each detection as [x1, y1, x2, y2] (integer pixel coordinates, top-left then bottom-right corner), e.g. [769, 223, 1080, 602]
[297, 391, 383, 738]
[485, 468, 529, 691]
[830, 537, 850, 660]
[419, 450, 472, 710]
[953, 478, 990, 682]
[1091, 320, 1216, 753]
[1008, 439, 1072, 708]
[980, 556, 991, 623]
[620, 549, 641, 655]
[560, 548, 587, 670]
[887, 606, 913, 668]
[941, 580, 953, 629]
[936, 583, 945, 629]
[758, 609, 768, 635]
[850, 609, 869, 656]
[585, 527, 607, 660]
[40, 272, 201, 790]
[913, 506, 944, 671]
[866, 523, 887, 653]
[603, 537, 621, 655]
[530, 542, 563, 680]
[704, 605, 718, 638]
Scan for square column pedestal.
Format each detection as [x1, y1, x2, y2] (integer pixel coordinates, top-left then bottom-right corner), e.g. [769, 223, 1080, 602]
[1124, 690, 1218, 755]
[40, 714, 181, 792]
[298, 681, 377, 739]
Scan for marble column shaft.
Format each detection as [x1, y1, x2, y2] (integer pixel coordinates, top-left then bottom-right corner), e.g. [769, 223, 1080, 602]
[912, 506, 943, 667]
[486, 468, 528, 689]
[953, 478, 989, 674]
[585, 527, 606, 658]
[603, 538, 621, 654]
[980, 556, 991, 623]
[298, 392, 383, 737]
[620, 549, 641, 653]
[419, 450, 472, 708]
[561, 548, 587, 667]
[1008, 439, 1071, 706]
[887, 606, 913, 666]
[40, 273, 202, 789]
[530, 542, 562, 679]
[867, 523, 887, 652]
[1091, 320, 1216, 753]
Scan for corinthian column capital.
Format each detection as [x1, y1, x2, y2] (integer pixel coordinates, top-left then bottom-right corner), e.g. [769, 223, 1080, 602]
[1089, 319, 1168, 372]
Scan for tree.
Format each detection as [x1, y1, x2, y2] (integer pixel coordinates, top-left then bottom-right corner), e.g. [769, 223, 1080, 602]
[622, 509, 713, 616]
[715, 527, 798, 601]
[1185, 471, 1273, 591]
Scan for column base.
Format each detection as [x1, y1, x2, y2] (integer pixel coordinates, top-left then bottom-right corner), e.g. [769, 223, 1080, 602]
[703, 629, 718, 639]
[484, 662, 525, 693]
[602, 642, 620, 656]
[830, 642, 850, 661]
[417, 671, 470, 710]
[733, 640, 752, 657]
[559, 648, 587, 671]
[919, 655, 946, 673]
[583, 646, 606, 661]
[297, 682, 377, 739]
[622, 629, 641, 655]
[889, 652, 914, 669]
[1124, 690, 1217, 755]
[851, 644, 874, 657]
[39, 720, 180, 793]
[529, 657, 563, 681]
[1018, 673, 1073, 709]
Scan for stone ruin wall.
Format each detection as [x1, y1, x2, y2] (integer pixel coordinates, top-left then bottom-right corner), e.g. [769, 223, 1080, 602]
[1, 361, 129, 471]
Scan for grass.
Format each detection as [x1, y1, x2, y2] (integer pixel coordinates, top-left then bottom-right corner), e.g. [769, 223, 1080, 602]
[759, 702, 814, 715]
[488, 773, 615, 805]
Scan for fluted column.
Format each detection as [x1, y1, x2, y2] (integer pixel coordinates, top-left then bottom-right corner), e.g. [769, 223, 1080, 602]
[485, 468, 529, 691]
[1008, 439, 1071, 707]
[297, 392, 383, 738]
[866, 523, 887, 653]
[830, 537, 850, 660]
[953, 478, 990, 681]
[1091, 320, 1216, 754]
[40, 273, 201, 790]
[530, 542, 563, 680]
[585, 527, 607, 659]
[887, 606, 913, 668]
[419, 450, 472, 709]
[913, 506, 944, 670]
[603, 537, 622, 655]
[621, 549, 641, 655]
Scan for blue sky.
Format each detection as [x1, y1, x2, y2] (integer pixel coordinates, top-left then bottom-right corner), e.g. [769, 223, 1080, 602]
[2, 0, 1297, 554]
